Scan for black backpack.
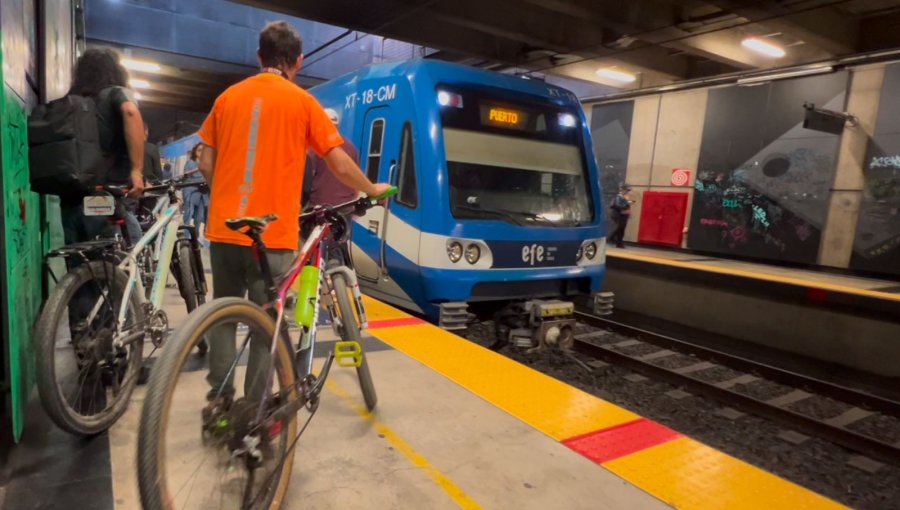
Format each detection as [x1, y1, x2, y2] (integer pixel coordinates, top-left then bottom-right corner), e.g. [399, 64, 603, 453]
[28, 94, 108, 196]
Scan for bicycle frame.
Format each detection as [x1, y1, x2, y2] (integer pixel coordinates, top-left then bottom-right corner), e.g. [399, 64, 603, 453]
[236, 218, 368, 416]
[84, 193, 184, 346]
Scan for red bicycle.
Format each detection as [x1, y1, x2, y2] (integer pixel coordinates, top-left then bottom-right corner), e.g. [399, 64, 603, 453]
[137, 187, 396, 509]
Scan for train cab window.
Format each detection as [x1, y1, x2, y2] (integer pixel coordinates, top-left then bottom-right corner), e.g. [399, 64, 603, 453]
[395, 122, 418, 208]
[366, 119, 385, 182]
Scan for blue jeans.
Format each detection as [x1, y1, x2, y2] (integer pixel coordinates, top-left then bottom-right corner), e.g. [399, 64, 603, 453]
[183, 187, 208, 227]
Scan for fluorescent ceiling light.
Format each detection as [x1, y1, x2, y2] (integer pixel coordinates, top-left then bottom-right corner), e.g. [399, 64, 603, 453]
[121, 58, 161, 73]
[595, 68, 636, 83]
[129, 79, 150, 89]
[736, 66, 833, 85]
[742, 38, 786, 58]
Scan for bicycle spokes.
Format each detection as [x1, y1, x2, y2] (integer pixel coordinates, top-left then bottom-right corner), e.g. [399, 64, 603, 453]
[157, 316, 298, 510]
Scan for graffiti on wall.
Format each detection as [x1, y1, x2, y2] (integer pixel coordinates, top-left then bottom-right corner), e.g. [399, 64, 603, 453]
[850, 63, 900, 276]
[687, 72, 848, 264]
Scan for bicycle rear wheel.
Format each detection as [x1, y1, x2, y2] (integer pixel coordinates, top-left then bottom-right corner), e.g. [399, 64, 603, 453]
[34, 260, 145, 435]
[138, 297, 298, 510]
[331, 272, 377, 411]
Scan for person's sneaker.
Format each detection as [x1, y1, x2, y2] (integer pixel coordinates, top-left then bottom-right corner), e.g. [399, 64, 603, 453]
[201, 391, 234, 444]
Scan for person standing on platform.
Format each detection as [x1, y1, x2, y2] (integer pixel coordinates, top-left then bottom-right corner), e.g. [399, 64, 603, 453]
[143, 123, 163, 183]
[305, 108, 360, 209]
[609, 184, 634, 249]
[181, 143, 206, 223]
[196, 20, 390, 403]
[60, 48, 145, 246]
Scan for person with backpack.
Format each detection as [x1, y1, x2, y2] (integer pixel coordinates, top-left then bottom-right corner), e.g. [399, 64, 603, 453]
[609, 184, 635, 248]
[31, 48, 146, 245]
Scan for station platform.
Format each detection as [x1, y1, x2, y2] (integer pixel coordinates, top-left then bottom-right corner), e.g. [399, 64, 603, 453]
[604, 244, 900, 377]
[608, 245, 900, 304]
[2, 289, 847, 509]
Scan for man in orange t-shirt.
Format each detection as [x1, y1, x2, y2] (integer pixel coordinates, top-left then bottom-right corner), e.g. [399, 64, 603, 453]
[198, 21, 389, 401]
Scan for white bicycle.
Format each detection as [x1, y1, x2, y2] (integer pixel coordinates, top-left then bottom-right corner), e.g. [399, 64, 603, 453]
[35, 180, 208, 435]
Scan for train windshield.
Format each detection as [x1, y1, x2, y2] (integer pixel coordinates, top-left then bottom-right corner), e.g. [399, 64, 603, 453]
[438, 87, 593, 226]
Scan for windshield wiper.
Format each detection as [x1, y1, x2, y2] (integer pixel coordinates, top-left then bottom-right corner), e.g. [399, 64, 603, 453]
[454, 205, 525, 226]
[491, 208, 581, 227]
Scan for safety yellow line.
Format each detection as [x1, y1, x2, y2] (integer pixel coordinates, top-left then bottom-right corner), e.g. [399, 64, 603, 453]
[610, 251, 900, 302]
[325, 379, 484, 510]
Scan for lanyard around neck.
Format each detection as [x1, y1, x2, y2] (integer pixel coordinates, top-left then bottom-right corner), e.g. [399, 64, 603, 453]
[260, 67, 286, 79]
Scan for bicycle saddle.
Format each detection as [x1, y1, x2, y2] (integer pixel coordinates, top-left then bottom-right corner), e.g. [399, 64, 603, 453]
[225, 214, 278, 233]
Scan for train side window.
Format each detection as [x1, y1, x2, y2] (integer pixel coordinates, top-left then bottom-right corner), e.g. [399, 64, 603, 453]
[366, 118, 385, 182]
[395, 122, 418, 208]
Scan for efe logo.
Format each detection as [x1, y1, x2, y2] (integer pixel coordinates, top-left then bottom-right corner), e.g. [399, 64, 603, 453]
[522, 244, 545, 266]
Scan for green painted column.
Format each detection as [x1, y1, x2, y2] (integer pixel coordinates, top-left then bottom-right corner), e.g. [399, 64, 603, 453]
[0, 46, 44, 442]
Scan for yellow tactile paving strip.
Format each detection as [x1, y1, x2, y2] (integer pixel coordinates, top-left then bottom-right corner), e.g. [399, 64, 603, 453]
[610, 250, 900, 303]
[362, 296, 849, 510]
[604, 438, 846, 510]
[372, 323, 639, 440]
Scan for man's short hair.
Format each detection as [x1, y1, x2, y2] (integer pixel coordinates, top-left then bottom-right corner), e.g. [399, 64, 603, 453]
[259, 21, 303, 69]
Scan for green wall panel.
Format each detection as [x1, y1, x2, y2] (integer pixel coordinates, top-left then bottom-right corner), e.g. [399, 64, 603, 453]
[0, 81, 42, 442]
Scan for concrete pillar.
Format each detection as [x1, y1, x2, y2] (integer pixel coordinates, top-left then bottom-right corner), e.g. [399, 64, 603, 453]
[818, 66, 886, 268]
[623, 95, 660, 241]
[623, 90, 707, 244]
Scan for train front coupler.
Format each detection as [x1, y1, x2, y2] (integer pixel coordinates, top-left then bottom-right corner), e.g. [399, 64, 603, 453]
[495, 299, 577, 353]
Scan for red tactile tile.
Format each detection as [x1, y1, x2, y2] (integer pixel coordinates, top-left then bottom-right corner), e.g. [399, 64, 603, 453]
[563, 418, 682, 464]
[367, 317, 426, 329]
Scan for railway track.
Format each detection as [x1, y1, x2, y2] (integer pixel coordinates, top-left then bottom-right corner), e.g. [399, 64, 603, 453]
[574, 311, 900, 466]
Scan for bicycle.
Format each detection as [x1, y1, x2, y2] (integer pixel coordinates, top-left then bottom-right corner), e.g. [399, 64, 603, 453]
[135, 179, 210, 319]
[137, 187, 396, 510]
[34, 180, 208, 436]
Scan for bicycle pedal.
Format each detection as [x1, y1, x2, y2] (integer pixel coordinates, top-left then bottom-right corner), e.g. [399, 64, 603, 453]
[334, 340, 362, 368]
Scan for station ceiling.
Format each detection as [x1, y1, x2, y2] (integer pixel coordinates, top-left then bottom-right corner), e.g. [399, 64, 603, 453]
[242, 0, 900, 90]
[86, 0, 900, 140]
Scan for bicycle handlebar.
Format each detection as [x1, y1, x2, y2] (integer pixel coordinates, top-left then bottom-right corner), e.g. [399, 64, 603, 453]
[299, 186, 398, 222]
[143, 179, 208, 194]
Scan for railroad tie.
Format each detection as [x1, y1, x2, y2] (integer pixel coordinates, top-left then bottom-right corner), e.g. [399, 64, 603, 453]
[824, 407, 875, 428]
[637, 349, 677, 361]
[574, 330, 609, 341]
[714, 373, 760, 389]
[610, 339, 643, 348]
[672, 361, 717, 375]
[766, 389, 812, 407]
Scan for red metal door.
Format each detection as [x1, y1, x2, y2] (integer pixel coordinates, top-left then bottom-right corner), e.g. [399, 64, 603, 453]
[638, 191, 689, 246]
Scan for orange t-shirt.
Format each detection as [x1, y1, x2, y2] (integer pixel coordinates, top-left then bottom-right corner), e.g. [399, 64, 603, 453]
[198, 73, 343, 249]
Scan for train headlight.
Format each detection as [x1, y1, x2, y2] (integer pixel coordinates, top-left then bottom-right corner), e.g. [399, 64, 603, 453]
[558, 113, 577, 128]
[576, 246, 584, 261]
[447, 242, 463, 263]
[465, 244, 481, 264]
[584, 242, 597, 260]
[437, 90, 464, 108]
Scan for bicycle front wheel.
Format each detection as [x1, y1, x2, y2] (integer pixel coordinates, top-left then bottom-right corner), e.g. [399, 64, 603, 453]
[331, 272, 377, 411]
[138, 297, 298, 510]
[174, 242, 208, 354]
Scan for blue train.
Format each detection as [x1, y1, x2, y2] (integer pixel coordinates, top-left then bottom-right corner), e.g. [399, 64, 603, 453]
[310, 60, 609, 343]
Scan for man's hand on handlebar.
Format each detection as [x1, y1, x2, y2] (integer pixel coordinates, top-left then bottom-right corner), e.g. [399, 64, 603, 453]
[370, 183, 393, 200]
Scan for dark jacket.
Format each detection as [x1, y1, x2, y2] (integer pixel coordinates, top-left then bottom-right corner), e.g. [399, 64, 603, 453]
[143, 141, 163, 183]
